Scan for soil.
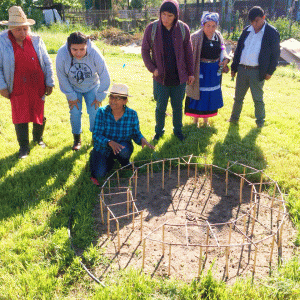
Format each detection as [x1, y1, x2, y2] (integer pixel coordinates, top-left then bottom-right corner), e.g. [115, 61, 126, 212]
[91, 166, 297, 283]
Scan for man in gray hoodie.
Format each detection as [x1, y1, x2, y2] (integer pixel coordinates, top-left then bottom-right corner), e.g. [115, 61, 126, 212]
[56, 32, 110, 150]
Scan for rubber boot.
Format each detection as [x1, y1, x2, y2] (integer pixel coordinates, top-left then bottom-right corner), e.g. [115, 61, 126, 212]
[72, 134, 81, 151]
[15, 123, 30, 159]
[33, 117, 46, 148]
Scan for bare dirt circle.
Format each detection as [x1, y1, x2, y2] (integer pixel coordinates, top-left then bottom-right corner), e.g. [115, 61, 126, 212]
[92, 156, 297, 283]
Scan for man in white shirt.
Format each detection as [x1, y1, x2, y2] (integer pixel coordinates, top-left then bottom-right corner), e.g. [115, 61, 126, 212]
[229, 6, 280, 127]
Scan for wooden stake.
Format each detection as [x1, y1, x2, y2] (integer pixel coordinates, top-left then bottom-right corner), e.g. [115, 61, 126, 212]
[132, 201, 135, 230]
[239, 176, 243, 204]
[169, 160, 172, 178]
[250, 185, 254, 204]
[226, 223, 233, 278]
[188, 162, 190, 177]
[140, 211, 143, 242]
[194, 164, 197, 183]
[253, 246, 258, 275]
[162, 225, 165, 256]
[100, 189, 104, 224]
[206, 225, 209, 256]
[271, 183, 276, 208]
[147, 164, 150, 193]
[210, 165, 213, 190]
[117, 170, 120, 188]
[269, 234, 276, 264]
[117, 221, 120, 252]
[168, 244, 172, 276]
[108, 179, 111, 196]
[162, 160, 165, 190]
[107, 210, 110, 237]
[225, 161, 229, 196]
[134, 169, 138, 199]
[151, 160, 153, 178]
[127, 189, 130, 219]
[177, 158, 180, 186]
[243, 215, 247, 243]
[205, 162, 207, 176]
[278, 222, 284, 249]
[142, 239, 146, 270]
[198, 246, 203, 276]
[251, 203, 257, 236]
[259, 172, 263, 194]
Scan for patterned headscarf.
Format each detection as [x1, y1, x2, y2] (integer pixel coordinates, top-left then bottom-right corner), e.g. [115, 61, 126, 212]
[201, 12, 219, 26]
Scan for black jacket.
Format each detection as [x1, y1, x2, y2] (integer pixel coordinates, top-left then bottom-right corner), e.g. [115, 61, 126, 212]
[231, 22, 280, 81]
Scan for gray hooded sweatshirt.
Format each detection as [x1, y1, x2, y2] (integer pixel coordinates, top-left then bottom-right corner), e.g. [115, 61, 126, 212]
[56, 39, 110, 102]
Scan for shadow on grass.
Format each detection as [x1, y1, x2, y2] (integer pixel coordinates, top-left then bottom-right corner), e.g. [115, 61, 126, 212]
[0, 145, 92, 228]
[134, 123, 217, 162]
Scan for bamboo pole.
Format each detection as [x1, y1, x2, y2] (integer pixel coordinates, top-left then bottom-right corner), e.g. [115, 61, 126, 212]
[147, 164, 150, 193]
[151, 160, 153, 178]
[198, 246, 203, 276]
[195, 164, 197, 183]
[162, 160, 165, 190]
[169, 160, 172, 178]
[162, 225, 165, 256]
[253, 246, 258, 275]
[168, 244, 172, 276]
[140, 211, 143, 242]
[259, 172, 263, 194]
[107, 210, 110, 237]
[225, 161, 229, 195]
[178, 158, 180, 186]
[117, 170, 120, 188]
[117, 221, 120, 252]
[142, 239, 146, 269]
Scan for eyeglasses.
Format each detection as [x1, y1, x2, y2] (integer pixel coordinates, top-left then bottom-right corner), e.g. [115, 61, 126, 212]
[109, 94, 126, 101]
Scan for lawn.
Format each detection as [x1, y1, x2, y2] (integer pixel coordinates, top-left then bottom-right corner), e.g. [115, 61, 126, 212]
[0, 27, 300, 299]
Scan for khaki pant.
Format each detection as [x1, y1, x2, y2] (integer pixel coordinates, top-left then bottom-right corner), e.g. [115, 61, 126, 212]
[230, 65, 265, 126]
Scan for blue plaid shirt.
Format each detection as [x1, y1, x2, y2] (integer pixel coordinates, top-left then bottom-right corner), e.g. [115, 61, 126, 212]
[93, 105, 144, 153]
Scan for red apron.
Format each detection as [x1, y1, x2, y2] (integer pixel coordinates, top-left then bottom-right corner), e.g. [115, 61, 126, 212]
[9, 31, 46, 125]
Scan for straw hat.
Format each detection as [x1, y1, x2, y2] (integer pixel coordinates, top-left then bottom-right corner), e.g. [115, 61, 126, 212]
[109, 83, 132, 97]
[0, 6, 35, 26]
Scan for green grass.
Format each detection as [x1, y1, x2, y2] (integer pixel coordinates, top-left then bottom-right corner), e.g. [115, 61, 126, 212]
[0, 28, 300, 298]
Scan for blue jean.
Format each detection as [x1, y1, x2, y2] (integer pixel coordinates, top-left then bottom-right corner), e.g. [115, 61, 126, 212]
[69, 85, 100, 134]
[90, 141, 133, 178]
[153, 80, 186, 136]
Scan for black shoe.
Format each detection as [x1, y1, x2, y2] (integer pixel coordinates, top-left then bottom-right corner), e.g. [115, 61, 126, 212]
[72, 134, 81, 151]
[152, 133, 162, 142]
[33, 118, 46, 148]
[19, 146, 30, 159]
[227, 118, 239, 124]
[34, 138, 46, 148]
[174, 132, 185, 141]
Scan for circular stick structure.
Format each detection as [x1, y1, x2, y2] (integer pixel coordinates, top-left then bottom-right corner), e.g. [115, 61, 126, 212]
[98, 155, 289, 281]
